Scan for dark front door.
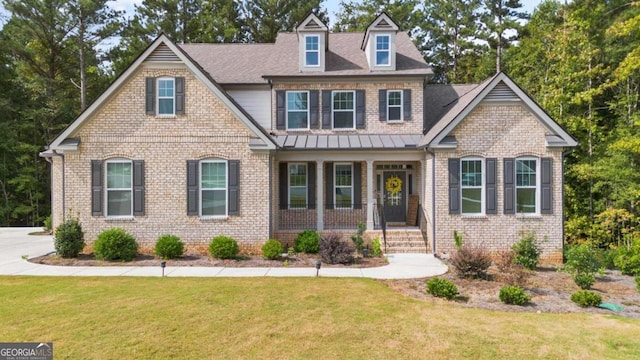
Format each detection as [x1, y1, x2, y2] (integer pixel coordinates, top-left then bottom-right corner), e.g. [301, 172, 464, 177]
[383, 171, 406, 222]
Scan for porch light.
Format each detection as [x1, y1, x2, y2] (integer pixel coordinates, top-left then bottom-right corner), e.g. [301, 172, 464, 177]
[160, 261, 166, 277]
[315, 260, 321, 277]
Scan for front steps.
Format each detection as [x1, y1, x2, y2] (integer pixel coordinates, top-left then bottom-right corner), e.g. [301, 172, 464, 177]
[367, 229, 429, 254]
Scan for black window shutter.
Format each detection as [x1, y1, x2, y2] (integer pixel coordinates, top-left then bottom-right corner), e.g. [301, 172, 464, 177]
[403, 89, 412, 121]
[504, 158, 515, 214]
[356, 90, 366, 129]
[325, 162, 333, 209]
[133, 160, 145, 216]
[145, 77, 155, 115]
[309, 90, 319, 129]
[541, 157, 553, 214]
[175, 77, 185, 115]
[485, 158, 497, 214]
[379, 89, 387, 121]
[228, 160, 240, 215]
[307, 162, 316, 209]
[353, 162, 362, 209]
[322, 90, 332, 129]
[279, 162, 288, 209]
[91, 160, 103, 216]
[187, 160, 199, 216]
[448, 158, 460, 214]
[276, 90, 286, 130]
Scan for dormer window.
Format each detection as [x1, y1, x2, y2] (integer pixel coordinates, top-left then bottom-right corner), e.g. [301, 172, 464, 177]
[375, 35, 390, 66]
[305, 35, 320, 67]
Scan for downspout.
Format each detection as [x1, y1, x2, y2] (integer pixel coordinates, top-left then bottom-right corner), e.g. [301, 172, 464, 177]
[268, 153, 273, 239]
[561, 148, 574, 262]
[45, 150, 66, 222]
[425, 148, 437, 254]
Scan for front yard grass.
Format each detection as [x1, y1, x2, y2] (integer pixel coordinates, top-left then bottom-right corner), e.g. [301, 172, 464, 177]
[1, 276, 640, 359]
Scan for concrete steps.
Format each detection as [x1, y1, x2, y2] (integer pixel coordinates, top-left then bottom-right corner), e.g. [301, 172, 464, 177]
[367, 229, 429, 254]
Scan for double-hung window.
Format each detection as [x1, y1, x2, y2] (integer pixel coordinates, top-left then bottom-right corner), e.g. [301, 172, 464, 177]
[157, 77, 175, 115]
[461, 159, 483, 214]
[387, 90, 402, 121]
[305, 35, 319, 66]
[516, 158, 538, 214]
[332, 91, 355, 129]
[288, 163, 307, 209]
[200, 160, 227, 217]
[334, 163, 353, 209]
[287, 91, 309, 129]
[106, 160, 133, 217]
[375, 35, 390, 66]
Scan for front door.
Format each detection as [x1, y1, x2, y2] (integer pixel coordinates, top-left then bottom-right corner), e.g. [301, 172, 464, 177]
[383, 171, 406, 222]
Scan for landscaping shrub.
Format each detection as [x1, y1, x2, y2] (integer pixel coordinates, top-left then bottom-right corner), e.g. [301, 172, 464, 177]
[564, 244, 601, 289]
[54, 216, 85, 258]
[154, 234, 184, 259]
[262, 239, 284, 260]
[351, 222, 365, 254]
[319, 233, 354, 264]
[512, 231, 541, 270]
[495, 250, 530, 287]
[613, 240, 640, 276]
[636, 276, 640, 292]
[571, 290, 602, 308]
[573, 273, 596, 290]
[499, 286, 531, 305]
[43, 215, 52, 233]
[594, 247, 618, 270]
[372, 237, 382, 257]
[426, 278, 459, 300]
[450, 245, 492, 279]
[94, 228, 138, 261]
[209, 236, 239, 259]
[294, 230, 320, 254]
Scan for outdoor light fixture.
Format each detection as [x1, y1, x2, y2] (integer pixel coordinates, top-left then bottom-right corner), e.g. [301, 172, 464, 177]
[315, 260, 321, 277]
[160, 261, 166, 277]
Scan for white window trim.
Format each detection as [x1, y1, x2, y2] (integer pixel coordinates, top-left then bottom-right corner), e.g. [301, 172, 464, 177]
[387, 90, 403, 122]
[332, 90, 356, 130]
[334, 162, 354, 209]
[515, 157, 540, 215]
[460, 157, 484, 216]
[199, 159, 228, 219]
[304, 35, 320, 67]
[157, 77, 175, 116]
[288, 163, 308, 209]
[375, 34, 390, 66]
[105, 159, 133, 218]
[286, 91, 310, 130]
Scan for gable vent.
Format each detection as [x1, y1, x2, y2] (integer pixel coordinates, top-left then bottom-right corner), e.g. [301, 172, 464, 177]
[304, 19, 322, 29]
[485, 81, 519, 101]
[146, 43, 180, 62]
[376, 19, 392, 28]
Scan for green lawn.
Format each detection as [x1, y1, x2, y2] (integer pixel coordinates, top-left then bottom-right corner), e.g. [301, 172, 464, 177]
[1, 276, 639, 359]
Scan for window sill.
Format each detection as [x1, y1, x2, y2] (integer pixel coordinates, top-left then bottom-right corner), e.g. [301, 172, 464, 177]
[199, 216, 229, 222]
[105, 216, 135, 222]
[460, 214, 488, 219]
[515, 214, 543, 219]
[386, 120, 404, 124]
[155, 114, 177, 119]
[332, 128, 356, 132]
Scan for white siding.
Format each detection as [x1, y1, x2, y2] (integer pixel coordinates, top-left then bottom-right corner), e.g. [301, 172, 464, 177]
[227, 90, 271, 130]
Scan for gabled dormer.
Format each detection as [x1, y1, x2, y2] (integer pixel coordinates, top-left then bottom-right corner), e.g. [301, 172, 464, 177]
[296, 13, 328, 72]
[362, 13, 399, 71]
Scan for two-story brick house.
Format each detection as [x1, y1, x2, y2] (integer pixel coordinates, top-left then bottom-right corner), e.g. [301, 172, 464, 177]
[42, 13, 576, 261]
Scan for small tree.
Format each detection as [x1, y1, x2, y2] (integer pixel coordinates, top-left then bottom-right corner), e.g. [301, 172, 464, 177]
[564, 244, 602, 290]
[513, 231, 541, 270]
[351, 222, 365, 254]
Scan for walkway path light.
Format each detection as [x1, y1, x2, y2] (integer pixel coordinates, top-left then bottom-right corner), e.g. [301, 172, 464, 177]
[315, 260, 321, 277]
[160, 261, 166, 277]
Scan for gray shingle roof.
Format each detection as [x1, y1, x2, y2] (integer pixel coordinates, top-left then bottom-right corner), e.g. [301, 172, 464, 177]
[275, 134, 423, 150]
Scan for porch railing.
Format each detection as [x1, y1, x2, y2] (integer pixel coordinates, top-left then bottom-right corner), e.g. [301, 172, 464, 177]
[418, 204, 429, 252]
[375, 201, 387, 253]
[277, 203, 367, 231]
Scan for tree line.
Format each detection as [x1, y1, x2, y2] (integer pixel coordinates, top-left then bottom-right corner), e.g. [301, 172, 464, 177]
[1, 0, 639, 250]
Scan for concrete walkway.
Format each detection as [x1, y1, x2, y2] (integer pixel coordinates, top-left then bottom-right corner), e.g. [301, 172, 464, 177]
[0, 228, 448, 279]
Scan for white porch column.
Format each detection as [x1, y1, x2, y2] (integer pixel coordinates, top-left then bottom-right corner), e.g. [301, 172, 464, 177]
[316, 160, 324, 231]
[366, 159, 374, 231]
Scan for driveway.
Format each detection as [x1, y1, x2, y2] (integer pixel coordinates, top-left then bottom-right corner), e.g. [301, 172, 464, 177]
[0, 227, 55, 275]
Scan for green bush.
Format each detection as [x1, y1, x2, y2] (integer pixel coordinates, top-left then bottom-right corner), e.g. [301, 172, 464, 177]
[594, 247, 618, 270]
[499, 286, 531, 305]
[450, 245, 492, 279]
[564, 244, 601, 289]
[319, 233, 354, 264]
[43, 215, 52, 233]
[94, 228, 138, 261]
[372, 237, 382, 257]
[573, 273, 595, 290]
[613, 240, 640, 276]
[294, 230, 320, 254]
[426, 278, 459, 300]
[54, 217, 85, 258]
[571, 290, 602, 308]
[262, 239, 284, 260]
[154, 234, 184, 259]
[351, 222, 365, 254]
[512, 231, 541, 270]
[209, 236, 239, 259]
[636, 276, 640, 292]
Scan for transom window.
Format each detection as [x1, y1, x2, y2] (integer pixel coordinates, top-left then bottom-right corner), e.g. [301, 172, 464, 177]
[332, 91, 355, 129]
[461, 159, 483, 214]
[305, 35, 319, 66]
[200, 160, 227, 217]
[288, 163, 307, 209]
[335, 163, 353, 209]
[516, 158, 537, 214]
[157, 78, 175, 115]
[287, 91, 309, 130]
[106, 160, 132, 217]
[375, 35, 390, 65]
[387, 90, 402, 121]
